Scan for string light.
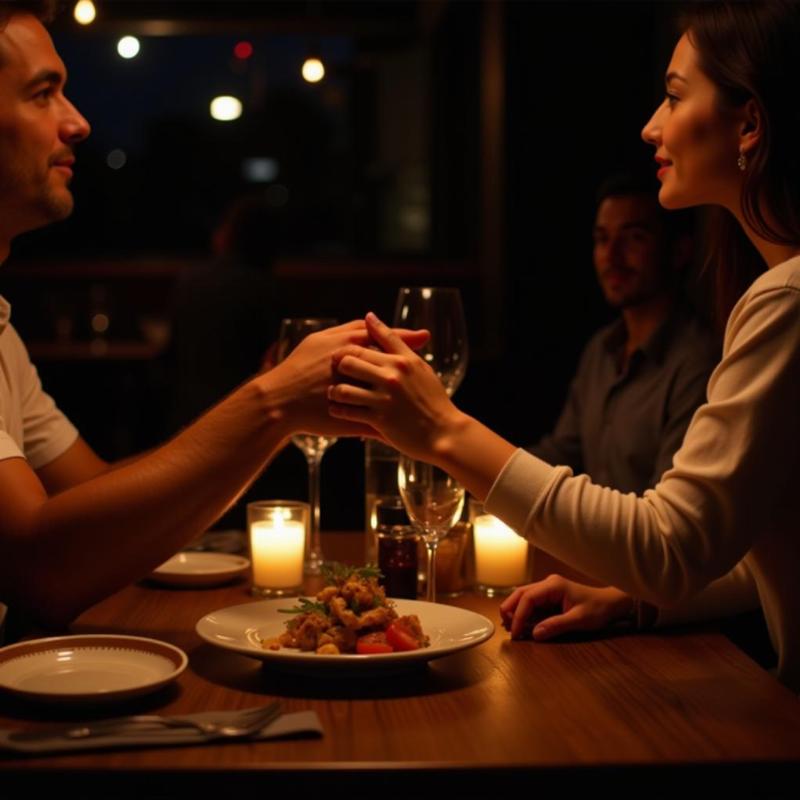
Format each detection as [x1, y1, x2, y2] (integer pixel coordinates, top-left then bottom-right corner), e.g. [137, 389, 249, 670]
[73, 1, 96, 25]
[210, 96, 242, 121]
[117, 36, 141, 59]
[301, 57, 325, 83]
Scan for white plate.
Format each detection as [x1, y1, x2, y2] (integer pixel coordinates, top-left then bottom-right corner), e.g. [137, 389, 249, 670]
[0, 634, 188, 704]
[196, 598, 495, 675]
[150, 552, 250, 588]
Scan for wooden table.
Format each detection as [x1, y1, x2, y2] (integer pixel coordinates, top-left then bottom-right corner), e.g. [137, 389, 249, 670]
[2, 532, 799, 796]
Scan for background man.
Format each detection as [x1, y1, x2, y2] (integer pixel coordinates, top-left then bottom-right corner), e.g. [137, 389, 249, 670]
[529, 173, 719, 494]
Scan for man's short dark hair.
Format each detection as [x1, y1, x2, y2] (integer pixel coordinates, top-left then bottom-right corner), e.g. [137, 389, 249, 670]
[596, 170, 694, 241]
[0, 1, 56, 68]
[0, 1, 56, 26]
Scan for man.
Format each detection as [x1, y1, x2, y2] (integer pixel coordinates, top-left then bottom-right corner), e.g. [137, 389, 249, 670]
[0, 2, 423, 632]
[529, 174, 719, 494]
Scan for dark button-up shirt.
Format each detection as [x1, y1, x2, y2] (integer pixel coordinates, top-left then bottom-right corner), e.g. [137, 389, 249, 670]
[530, 308, 719, 494]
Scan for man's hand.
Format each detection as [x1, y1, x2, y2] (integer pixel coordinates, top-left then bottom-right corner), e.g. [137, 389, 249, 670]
[263, 318, 430, 439]
[327, 313, 464, 458]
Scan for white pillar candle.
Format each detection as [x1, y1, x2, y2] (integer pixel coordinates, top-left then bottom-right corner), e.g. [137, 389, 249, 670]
[250, 516, 305, 589]
[473, 514, 528, 587]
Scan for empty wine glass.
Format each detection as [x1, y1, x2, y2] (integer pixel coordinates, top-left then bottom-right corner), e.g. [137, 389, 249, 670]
[276, 317, 338, 575]
[393, 287, 468, 397]
[398, 455, 465, 602]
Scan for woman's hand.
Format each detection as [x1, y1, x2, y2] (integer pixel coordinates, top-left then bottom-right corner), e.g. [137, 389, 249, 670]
[328, 312, 467, 461]
[259, 319, 429, 439]
[499, 575, 635, 640]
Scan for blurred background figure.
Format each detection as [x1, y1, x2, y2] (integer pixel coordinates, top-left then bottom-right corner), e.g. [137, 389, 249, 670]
[167, 193, 282, 433]
[529, 172, 719, 494]
[161, 193, 291, 532]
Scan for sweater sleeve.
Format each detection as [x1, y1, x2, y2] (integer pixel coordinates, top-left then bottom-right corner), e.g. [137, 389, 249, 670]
[648, 339, 718, 487]
[654, 559, 760, 626]
[485, 280, 799, 610]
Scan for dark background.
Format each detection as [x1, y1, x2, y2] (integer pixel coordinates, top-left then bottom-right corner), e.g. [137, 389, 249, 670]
[2, 0, 685, 529]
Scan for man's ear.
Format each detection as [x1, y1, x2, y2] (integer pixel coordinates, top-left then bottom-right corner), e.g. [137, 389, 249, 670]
[739, 98, 762, 156]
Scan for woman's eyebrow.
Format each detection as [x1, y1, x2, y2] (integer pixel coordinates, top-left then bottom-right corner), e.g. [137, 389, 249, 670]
[665, 71, 688, 86]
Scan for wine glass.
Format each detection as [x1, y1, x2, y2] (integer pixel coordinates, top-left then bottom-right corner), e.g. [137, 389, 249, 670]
[398, 455, 465, 602]
[276, 317, 338, 575]
[393, 287, 468, 397]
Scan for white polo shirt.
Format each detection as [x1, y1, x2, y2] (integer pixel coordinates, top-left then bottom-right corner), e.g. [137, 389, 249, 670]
[0, 295, 78, 467]
[0, 295, 78, 642]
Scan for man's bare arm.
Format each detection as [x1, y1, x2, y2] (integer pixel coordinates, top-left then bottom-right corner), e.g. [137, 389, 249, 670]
[0, 321, 425, 628]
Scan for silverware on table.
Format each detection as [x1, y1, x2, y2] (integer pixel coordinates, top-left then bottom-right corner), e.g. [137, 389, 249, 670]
[9, 701, 282, 743]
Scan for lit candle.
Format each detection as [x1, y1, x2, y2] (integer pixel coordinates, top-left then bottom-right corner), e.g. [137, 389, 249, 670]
[250, 514, 305, 590]
[473, 514, 529, 588]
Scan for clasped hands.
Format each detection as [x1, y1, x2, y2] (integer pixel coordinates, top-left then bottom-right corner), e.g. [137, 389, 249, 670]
[326, 313, 636, 642]
[327, 311, 462, 460]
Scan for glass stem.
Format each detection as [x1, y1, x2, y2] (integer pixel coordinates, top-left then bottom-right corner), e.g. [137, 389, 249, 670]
[306, 452, 324, 574]
[426, 539, 439, 602]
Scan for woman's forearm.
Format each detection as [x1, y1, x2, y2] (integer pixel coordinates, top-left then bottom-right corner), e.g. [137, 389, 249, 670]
[430, 411, 517, 501]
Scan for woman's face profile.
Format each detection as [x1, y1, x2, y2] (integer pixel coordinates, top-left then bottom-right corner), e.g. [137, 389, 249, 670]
[642, 33, 743, 213]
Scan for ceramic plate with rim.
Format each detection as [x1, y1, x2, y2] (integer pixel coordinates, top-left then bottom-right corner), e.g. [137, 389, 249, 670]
[196, 598, 495, 675]
[0, 634, 188, 704]
[149, 552, 250, 588]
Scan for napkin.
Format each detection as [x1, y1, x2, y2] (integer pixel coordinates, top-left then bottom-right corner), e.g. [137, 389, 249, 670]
[0, 709, 322, 755]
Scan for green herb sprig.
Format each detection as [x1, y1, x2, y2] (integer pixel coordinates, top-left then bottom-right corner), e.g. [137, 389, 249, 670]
[278, 597, 328, 617]
[320, 561, 382, 586]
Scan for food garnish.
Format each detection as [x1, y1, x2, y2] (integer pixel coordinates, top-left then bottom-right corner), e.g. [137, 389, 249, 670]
[262, 561, 429, 655]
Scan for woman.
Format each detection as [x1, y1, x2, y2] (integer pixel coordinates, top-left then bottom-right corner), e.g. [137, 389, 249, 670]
[328, 1, 800, 690]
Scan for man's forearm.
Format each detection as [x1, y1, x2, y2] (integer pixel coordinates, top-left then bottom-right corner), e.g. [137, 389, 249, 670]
[5, 378, 285, 627]
[0, 319, 425, 628]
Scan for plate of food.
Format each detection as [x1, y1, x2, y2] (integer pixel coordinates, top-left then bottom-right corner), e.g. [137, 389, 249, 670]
[0, 635, 188, 704]
[149, 552, 250, 588]
[195, 564, 495, 674]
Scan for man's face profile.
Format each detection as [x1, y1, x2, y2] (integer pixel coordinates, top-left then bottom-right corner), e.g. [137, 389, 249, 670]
[592, 194, 671, 310]
[0, 13, 90, 239]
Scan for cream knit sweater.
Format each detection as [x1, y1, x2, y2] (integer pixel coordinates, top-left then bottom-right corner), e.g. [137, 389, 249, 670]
[486, 256, 800, 690]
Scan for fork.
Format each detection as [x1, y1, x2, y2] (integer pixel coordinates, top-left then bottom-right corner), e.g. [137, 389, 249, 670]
[10, 702, 282, 743]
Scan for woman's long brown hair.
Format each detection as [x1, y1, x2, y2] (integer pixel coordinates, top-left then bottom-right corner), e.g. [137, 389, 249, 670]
[682, 1, 800, 328]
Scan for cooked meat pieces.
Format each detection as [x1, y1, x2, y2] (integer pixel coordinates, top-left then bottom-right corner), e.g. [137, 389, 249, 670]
[356, 604, 398, 631]
[264, 566, 429, 655]
[340, 575, 387, 610]
[290, 612, 330, 651]
[318, 625, 357, 653]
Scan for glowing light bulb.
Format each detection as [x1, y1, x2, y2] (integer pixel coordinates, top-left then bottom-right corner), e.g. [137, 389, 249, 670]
[302, 57, 325, 83]
[73, 0, 96, 25]
[117, 36, 141, 59]
[210, 96, 242, 121]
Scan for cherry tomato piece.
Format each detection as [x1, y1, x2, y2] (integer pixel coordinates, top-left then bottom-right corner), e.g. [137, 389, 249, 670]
[385, 620, 421, 651]
[356, 632, 394, 655]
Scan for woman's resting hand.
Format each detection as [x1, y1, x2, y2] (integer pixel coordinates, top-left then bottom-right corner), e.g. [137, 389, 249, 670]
[499, 575, 635, 640]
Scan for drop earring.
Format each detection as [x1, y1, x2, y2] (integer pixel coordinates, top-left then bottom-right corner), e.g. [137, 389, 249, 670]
[737, 150, 747, 172]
